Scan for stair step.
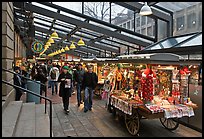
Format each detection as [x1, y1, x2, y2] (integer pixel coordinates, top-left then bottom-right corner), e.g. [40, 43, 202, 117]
[35, 104, 50, 137]
[2, 101, 23, 137]
[14, 102, 36, 137]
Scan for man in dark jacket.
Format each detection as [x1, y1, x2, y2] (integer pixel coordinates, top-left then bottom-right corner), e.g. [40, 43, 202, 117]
[58, 66, 73, 114]
[33, 68, 48, 97]
[13, 66, 23, 101]
[82, 66, 98, 113]
[74, 63, 85, 107]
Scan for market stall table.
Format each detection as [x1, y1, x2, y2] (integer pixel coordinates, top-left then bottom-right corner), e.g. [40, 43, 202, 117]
[108, 93, 196, 136]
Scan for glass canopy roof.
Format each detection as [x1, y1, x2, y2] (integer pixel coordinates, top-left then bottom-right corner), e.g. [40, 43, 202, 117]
[143, 32, 202, 51]
[13, 2, 202, 58]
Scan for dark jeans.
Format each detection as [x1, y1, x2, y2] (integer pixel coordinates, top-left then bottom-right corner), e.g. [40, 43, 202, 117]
[62, 88, 71, 110]
[15, 89, 22, 101]
[84, 87, 94, 111]
[51, 81, 58, 94]
[76, 83, 82, 104]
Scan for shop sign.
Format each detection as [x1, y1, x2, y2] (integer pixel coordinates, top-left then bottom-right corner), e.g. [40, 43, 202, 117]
[31, 39, 44, 53]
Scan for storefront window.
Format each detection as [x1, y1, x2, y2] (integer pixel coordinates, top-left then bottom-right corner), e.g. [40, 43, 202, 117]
[141, 16, 146, 26]
[131, 19, 134, 30]
[136, 17, 140, 27]
[177, 16, 185, 31]
[187, 12, 196, 29]
[127, 21, 130, 29]
[123, 23, 126, 28]
[147, 26, 153, 37]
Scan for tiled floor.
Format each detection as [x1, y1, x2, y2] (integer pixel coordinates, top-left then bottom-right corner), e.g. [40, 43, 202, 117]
[21, 87, 202, 137]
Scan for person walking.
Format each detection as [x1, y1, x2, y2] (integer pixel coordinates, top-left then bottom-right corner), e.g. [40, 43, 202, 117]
[58, 66, 73, 114]
[74, 63, 85, 107]
[13, 66, 23, 101]
[82, 66, 98, 113]
[49, 63, 60, 95]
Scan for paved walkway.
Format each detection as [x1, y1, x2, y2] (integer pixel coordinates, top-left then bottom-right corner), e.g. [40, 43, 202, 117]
[30, 87, 202, 137]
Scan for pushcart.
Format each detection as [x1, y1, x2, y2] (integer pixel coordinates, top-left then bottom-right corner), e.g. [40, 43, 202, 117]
[107, 96, 183, 136]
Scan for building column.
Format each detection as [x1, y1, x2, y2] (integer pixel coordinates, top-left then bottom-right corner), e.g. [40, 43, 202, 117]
[2, 2, 15, 100]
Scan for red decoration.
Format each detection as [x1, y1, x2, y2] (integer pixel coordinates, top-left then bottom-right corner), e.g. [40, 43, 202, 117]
[138, 69, 154, 102]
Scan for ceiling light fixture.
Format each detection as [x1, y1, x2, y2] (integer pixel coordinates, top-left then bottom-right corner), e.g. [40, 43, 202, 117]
[50, 30, 59, 39]
[139, 2, 152, 16]
[77, 38, 85, 46]
[70, 41, 76, 49]
[48, 37, 54, 43]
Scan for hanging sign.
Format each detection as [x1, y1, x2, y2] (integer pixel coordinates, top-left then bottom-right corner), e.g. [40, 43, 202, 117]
[31, 39, 44, 53]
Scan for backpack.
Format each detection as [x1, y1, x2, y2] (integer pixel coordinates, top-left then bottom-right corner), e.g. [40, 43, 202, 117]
[50, 69, 57, 79]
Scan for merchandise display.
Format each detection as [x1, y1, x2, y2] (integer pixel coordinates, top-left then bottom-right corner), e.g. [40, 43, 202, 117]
[108, 63, 198, 117]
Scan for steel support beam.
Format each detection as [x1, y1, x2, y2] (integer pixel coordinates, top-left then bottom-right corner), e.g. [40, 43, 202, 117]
[24, 3, 151, 47]
[35, 35, 99, 56]
[34, 15, 138, 49]
[35, 25, 119, 53]
[41, 2, 155, 42]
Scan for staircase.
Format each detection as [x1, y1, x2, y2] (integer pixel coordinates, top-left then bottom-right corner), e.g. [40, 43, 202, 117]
[2, 101, 52, 137]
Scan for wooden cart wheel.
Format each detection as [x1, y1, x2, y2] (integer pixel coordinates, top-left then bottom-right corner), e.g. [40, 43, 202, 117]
[159, 118, 179, 130]
[125, 110, 140, 136]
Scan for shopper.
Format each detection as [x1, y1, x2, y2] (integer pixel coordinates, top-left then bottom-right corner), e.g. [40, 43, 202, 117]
[74, 63, 85, 107]
[13, 66, 23, 101]
[33, 68, 48, 98]
[58, 66, 73, 114]
[21, 66, 29, 91]
[49, 63, 60, 95]
[82, 66, 98, 113]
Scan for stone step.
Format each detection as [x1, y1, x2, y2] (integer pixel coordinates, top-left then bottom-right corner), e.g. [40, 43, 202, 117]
[14, 102, 36, 137]
[2, 101, 23, 137]
[35, 104, 51, 137]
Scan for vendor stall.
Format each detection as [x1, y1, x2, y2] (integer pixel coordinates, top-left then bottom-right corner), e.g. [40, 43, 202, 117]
[106, 53, 199, 136]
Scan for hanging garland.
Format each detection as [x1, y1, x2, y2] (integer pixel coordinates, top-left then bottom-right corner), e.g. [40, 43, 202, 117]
[138, 68, 155, 102]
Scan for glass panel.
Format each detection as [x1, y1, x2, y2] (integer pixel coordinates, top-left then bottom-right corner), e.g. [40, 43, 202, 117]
[55, 20, 76, 28]
[136, 17, 140, 27]
[177, 16, 185, 31]
[199, 11, 202, 26]
[127, 21, 130, 30]
[141, 28, 146, 35]
[53, 2, 82, 13]
[111, 3, 134, 31]
[161, 34, 195, 48]
[34, 18, 51, 26]
[187, 12, 196, 29]
[32, 2, 58, 12]
[84, 2, 110, 23]
[147, 26, 153, 37]
[122, 23, 126, 28]
[60, 11, 85, 21]
[145, 34, 195, 50]
[141, 16, 146, 26]
[158, 19, 167, 41]
[180, 34, 202, 47]
[131, 19, 134, 30]
[35, 23, 50, 30]
[147, 17, 153, 25]
[89, 21, 115, 31]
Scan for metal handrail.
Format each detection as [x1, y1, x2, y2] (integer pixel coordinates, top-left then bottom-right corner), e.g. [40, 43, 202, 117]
[2, 68, 48, 114]
[2, 80, 52, 137]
